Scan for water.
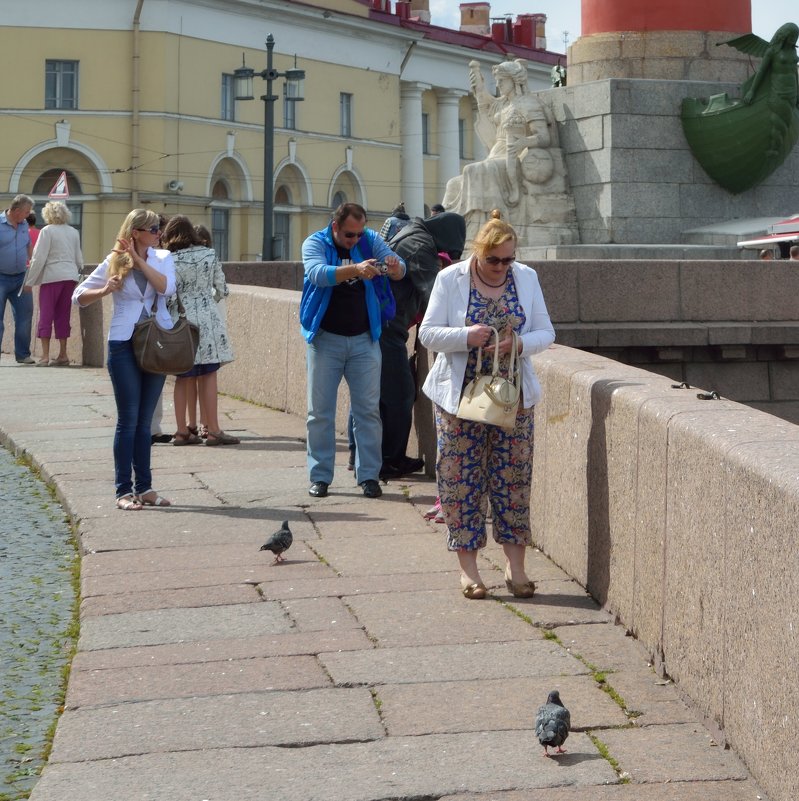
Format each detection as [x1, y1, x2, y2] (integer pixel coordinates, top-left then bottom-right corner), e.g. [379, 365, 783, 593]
[0, 447, 77, 801]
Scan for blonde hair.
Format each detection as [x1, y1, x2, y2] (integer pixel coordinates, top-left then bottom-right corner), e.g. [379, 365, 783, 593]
[42, 201, 71, 225]
[108, 208, 159, 278]
[472, 210, 517, 259]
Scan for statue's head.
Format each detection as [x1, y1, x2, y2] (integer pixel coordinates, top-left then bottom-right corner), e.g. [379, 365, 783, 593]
[771, 22, 799, 47]
[492, 59, 528, 95]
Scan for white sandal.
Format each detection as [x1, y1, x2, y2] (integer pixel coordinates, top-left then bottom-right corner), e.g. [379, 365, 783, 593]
[116, 494, 142, 511]
[138, 491, 171, 507]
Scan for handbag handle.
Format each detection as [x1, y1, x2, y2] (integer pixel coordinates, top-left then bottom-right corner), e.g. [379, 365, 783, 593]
[472, 326, 499, 379]
[147, 287, 187, 318]
[478, 327, 518, 381]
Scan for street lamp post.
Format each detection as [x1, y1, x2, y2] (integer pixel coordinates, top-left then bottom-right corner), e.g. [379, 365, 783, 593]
[234, 35, 305, 261]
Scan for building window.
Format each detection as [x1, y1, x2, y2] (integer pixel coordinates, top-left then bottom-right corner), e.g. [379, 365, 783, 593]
[221, 74, 235, 121]
[45, 60, 78, 110]
[211, 208, 229, 261]
[274, 212, 290, 260]
[283, 84, 297, 130]
[332, 190, 347, 208]
[340, 93, 352, 137]
[458, 118, 466, 159]
[421, 113, 430, 155]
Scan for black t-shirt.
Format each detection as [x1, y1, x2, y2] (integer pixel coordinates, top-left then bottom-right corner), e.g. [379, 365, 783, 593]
[319, 244, 370, 336]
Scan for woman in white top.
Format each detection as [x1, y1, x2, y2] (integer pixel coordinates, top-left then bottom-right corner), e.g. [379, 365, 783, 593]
[25, 201, 83, 366]
[418, 211, 555, 600]
[72, 209, 176, 511]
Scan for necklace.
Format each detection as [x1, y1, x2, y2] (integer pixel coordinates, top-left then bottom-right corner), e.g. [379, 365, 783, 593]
[474, 262, 508, 288]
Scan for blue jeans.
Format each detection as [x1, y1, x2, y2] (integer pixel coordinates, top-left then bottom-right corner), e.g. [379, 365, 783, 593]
[306, 330, 382, 484]
[0, 272, 33, 360]
[107, 339, 166, 498]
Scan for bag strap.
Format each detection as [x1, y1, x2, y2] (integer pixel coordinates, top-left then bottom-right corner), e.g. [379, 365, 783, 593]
[148, 287, 186, 318]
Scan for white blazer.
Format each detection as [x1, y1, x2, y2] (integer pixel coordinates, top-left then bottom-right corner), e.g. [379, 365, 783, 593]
[418, 258, 555, 413]
[73, 248, 176, 341]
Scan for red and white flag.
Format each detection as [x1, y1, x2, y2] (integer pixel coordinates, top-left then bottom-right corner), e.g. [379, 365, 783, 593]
[48, 171, 70, 199]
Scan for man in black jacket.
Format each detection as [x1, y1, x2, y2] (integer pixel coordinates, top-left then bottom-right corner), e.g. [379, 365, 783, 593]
[379, 211, 465, 479]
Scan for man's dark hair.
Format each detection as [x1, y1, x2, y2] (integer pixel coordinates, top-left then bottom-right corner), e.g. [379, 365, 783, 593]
[791, 245, 799, 259]
[333, 202, 366, 226]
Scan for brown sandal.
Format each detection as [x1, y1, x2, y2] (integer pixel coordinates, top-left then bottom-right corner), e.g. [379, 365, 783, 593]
[173, 431, 202, 446]
[205, 430, 240, 446]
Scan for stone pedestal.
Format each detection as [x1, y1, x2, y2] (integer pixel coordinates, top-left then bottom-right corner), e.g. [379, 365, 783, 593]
[540, 78, 799, 246]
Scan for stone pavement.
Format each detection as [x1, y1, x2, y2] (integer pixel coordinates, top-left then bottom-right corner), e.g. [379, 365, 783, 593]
[0, 361, 770, 801]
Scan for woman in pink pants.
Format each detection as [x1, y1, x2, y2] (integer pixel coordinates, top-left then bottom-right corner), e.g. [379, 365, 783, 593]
[25, 201, 83, 365]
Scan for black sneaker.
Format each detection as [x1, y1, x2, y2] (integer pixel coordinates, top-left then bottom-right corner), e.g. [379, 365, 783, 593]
[360, 479, 382, 498]
[308, 481, 329, 498]
[151, 433, 173, 444]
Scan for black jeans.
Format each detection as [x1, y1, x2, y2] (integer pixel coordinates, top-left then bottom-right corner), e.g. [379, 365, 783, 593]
[379, 330, 416, 465]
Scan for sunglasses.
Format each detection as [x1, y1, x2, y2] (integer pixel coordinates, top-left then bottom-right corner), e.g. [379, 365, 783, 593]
[136, 225, 161, 235]
[484, 255, 515, 266]
[341, 230, 364, 240]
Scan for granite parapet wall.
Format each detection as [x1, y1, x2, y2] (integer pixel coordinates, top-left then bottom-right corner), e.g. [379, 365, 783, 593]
[531, 344, 798, 801]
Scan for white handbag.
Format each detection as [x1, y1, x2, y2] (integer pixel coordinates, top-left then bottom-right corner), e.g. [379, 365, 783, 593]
[456, 327, 520, 430]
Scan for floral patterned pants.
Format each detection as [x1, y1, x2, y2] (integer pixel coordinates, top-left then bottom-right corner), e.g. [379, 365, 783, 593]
[435, 405, 535, 551]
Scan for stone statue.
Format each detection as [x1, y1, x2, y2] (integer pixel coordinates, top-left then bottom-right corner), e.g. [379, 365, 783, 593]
[551, 60, 567, 88]
[442, 58, 578, 250]
[682, 23, 799, 194]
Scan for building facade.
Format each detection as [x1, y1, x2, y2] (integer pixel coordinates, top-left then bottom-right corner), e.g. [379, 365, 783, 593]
[2, 0, 561, 262]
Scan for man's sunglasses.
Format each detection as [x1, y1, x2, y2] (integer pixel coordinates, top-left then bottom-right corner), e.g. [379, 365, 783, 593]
[341, 231, 364, 239]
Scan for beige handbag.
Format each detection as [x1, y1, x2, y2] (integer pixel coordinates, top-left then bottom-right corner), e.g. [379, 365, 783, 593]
[456, 327, 520, 430]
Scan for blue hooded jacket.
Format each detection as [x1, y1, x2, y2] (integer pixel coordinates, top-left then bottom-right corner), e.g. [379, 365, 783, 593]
[299, 223, 405, 342]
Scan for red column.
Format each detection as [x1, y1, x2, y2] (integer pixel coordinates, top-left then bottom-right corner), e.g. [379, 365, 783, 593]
[582, 0, 750, 36]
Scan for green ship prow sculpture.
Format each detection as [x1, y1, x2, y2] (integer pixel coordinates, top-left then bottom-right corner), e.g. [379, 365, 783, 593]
[681, 23, 799, 194]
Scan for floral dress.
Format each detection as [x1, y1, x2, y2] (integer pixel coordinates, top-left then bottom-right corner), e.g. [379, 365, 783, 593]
[168, 246, 233, 365]
[436, 273, 535, 551]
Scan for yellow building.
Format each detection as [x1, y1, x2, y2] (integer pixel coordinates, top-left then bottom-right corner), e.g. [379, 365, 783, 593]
[1, 0, 560, 262]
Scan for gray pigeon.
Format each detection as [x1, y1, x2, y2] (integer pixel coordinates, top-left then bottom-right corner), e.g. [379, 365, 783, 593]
[260, 520, 292, 564]
[535, 690, 570, 757]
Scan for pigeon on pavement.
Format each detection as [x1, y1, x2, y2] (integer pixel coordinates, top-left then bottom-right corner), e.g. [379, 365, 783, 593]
[535, 690, 570, 757]
[259, 520, 293, 564]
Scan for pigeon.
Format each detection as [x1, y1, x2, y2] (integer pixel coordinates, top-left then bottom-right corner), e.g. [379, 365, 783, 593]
[259, 521, 293, 564]
[535, 690, 570, 757]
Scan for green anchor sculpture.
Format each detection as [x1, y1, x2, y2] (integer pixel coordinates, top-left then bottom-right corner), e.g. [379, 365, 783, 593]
[681, 23, 799, 194]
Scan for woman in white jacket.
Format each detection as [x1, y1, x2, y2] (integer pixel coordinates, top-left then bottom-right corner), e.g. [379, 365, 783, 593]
[73, 209, 176, 511]
[25, 201, 83, 365]
[418, 212, 555, 599]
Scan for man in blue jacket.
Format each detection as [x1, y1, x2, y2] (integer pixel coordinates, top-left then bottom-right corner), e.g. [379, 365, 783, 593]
[300, 203, 405, 499]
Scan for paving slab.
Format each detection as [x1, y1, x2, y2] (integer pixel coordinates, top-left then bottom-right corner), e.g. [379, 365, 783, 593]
[257, 569, 459, 600]
[65, 655, 330, 708]
[377, 675, 629, 736]
[72, 628, 373, 671]
[605, 671, 699, 726]
[50, 687, 383, 761]
[281, 595, 363, 631]
[320, 640, 590, 685]
[598, 723, 751, 783]
[343, 588, 544, 647]
[82, 561, 332, 596]
[80, 540, 317, 576]
[554, 622, 655, 673]
[78, 602, 294, 650]
[80, 583, 260, 616]
[313, 531, 460, 575]
[29, 731, 618, 801]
